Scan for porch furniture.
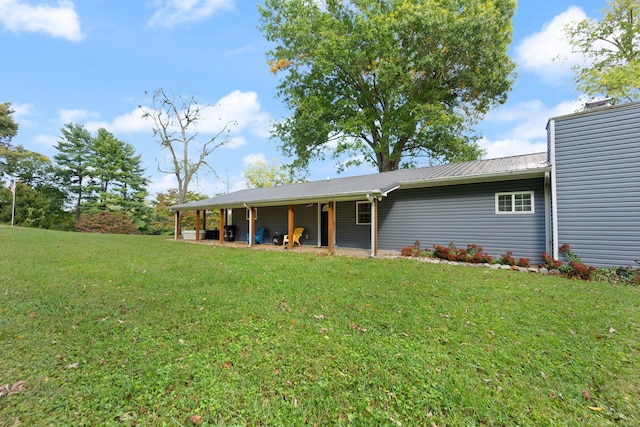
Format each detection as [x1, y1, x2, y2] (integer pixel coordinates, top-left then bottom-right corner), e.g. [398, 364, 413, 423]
[283, 227, 304, 246]
[246, 227, 266, 244]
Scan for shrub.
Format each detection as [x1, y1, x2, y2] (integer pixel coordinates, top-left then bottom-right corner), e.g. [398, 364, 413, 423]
[496, 251, 516, 266]
[541, 252, 563, 269]
[471, 251, 493, 264]
[518, 258, 531, 268]
[75, 211, 139, 234]
[558, 244, 596, 281]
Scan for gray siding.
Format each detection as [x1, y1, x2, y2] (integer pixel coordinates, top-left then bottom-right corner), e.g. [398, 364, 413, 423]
[553, 104, 640, 267]
[378, 179, 547, 261]
[336, 201, 371, 249]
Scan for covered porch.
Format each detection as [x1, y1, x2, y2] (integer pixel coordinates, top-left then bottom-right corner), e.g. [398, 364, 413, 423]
[170, 191, 385, 257]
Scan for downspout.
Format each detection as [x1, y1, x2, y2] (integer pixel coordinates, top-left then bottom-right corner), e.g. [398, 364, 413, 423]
[548, 119, 559, 260]
[244, 203, 253, 248]
[366, 194, 379, 258]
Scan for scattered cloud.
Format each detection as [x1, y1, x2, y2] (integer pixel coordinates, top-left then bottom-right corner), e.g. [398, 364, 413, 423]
[9, 103, 33, 119]
[514, 6, 588, 82]
[0, 0, 84, 41]
[479, 98, 584, 158]
[59, 108, 100, 124]
[147, 0, 234, 28]
[200, 90, 271, 138]
[84, 107, 150, 133]
[242, 153, 266, 166]
[33, 133, 57, 148]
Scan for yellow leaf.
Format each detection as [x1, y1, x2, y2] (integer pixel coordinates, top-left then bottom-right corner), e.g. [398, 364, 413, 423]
[588, 406, 603, 411]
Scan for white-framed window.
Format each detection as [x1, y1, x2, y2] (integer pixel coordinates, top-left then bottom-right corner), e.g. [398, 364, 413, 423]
[356, 201, 371, 225]
[495, 191, 534, 214]
[245, 208, 257, 220]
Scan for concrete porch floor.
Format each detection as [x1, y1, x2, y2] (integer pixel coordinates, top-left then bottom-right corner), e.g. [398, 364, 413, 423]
[175, 238, 393, 258]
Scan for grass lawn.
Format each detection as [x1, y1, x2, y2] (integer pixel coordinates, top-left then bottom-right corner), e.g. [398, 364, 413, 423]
[0, 226, 638, 426]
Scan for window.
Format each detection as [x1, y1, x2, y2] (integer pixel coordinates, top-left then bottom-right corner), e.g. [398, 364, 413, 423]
[495, 192, 534, 214]
[356, 201, 371, 225]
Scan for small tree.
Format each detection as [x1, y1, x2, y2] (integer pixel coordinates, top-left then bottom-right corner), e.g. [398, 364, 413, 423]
[242, 159, 301, 188]
[565, 0, 640, 103]
[151, 189, 210, 235]
[143, 89, 236, 204]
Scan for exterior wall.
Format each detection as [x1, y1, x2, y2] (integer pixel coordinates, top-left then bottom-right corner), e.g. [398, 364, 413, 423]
[377, 178, 547, 261]
[552, 103, 640, 267]
[335, 201, 371, 249]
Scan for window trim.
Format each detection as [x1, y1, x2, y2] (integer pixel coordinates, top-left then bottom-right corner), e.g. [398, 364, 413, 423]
[355, 201, 371, 225]
[495, 191, 535, 214]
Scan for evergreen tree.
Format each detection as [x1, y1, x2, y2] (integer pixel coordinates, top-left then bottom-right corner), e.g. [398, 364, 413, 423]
[54, 123, 94, 221]
[86, 128, 150, 232]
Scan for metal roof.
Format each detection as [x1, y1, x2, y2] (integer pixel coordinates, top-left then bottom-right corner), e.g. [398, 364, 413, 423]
[170, 152, 549, 211]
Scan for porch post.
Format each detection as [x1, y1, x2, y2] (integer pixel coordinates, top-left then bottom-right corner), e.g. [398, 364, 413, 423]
[174, 211, 181, 239]
[248, 207, 254, 248]
[287, 205, 294, 249]
[220, 209, 226, 243]
[327, 201, 335, 253]
[203, 210, 207, 230]
[195, 210, 201, 241]
[371, 198, 378, 257]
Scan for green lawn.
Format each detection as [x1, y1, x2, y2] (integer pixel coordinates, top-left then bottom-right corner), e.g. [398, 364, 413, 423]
[1, 226, 638, 426]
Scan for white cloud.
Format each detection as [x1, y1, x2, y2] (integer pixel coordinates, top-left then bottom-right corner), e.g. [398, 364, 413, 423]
[58, 108, 99, 124]
[34, 133, 57, 148]
[200, 90, 271, 138]
[9, 103, 33, 119]
[147, 173, 177, 197]
[93, 91, 270, 140]
[242, 153, 266, 166]
[85, 106, 150, 133]
[147, 0, 234, 28]
[0, 0, 84, 41]
[480, 98, 584, 158]
[515, 6, 588, 82]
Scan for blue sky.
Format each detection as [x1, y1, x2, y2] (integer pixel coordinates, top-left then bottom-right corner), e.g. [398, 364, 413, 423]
[2, 0, 606, 197]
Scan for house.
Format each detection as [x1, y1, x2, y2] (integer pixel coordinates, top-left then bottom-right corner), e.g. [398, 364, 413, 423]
[171, 102, 640, 267]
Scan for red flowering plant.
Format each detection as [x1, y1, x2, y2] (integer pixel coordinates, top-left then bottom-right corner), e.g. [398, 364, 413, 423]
[541, 252, 563, 269]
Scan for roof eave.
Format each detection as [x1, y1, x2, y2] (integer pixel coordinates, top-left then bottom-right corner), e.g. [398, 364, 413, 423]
[398, 167, 551, 189]
[169, 189, 385, 211]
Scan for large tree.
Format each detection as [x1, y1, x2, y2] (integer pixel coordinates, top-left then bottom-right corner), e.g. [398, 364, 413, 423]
[565, 0, 640, 103]
[54, 123, 94, 221]
[143, 89, 236, 205]
[259, 0, 516, 173]
[87, 128, 149, 213]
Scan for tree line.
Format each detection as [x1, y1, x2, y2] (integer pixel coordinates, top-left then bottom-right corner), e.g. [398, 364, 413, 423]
[0, 105, 208, 234]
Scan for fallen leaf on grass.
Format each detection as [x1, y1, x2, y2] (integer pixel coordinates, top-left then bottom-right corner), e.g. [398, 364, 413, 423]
[0, 381, 26, 397]
[189, 414, 203, 425]
[221, 361, 233, 369]
[588, 406, 604, 411]
[350, 323, 367, 332]
[65, 362, 79, 369]
[313, 314, 326, 320]
[28, 312, 37, 318]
